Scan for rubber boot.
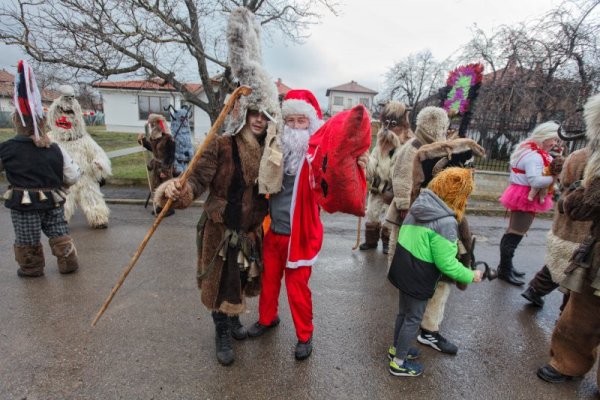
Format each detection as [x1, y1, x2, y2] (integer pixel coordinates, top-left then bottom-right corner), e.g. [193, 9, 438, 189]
[14, 243, 45, 277]
[497, 233, 525, 286]
[359, 221, 381, 251]
[381, 225, 391, 255]
[212, 312, 234, 366]
[229, 315, 248, 340]
[49, 235, 79, 274]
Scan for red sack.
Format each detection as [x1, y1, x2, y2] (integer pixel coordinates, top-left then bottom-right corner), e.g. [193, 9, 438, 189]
[307, 104, 371, 216]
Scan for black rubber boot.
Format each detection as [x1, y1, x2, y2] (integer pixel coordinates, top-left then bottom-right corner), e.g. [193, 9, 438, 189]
[212, 312, 234, 366]
[229, 315, 248, 340]
[521, 287, 545, 307]
[497, 233, 525, 286]
[525, 265, 559, 305]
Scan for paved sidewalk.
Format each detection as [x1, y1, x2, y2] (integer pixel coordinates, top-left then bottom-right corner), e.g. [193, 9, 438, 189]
[106, 146, 145, 159]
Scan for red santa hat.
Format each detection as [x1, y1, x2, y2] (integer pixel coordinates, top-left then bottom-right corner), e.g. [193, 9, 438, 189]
[282, 89, 323, 122]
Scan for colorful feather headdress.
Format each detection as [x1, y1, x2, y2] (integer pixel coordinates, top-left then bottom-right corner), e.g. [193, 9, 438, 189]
[13, 60, 45, 140]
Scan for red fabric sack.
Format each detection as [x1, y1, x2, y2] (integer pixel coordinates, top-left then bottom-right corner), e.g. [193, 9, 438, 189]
[307, 104, 371, 216]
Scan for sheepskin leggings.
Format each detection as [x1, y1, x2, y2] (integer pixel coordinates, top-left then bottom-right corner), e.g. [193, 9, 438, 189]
[259, 230, 313, 342]
[549, 290, 600, 385]
[420, 281, 452, 332]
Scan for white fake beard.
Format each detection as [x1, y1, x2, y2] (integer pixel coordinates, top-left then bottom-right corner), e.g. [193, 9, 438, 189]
[281, 125, 310, 175]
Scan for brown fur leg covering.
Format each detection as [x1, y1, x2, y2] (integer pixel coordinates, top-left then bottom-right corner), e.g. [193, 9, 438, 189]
[49, 235, 79, 274]
[14, 243, 45, 277]
[364, 221, 381, 246]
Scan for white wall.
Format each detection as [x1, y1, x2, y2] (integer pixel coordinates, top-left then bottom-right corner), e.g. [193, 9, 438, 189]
[99, 88, 212, 144]
[327, 90, 375, 116]
[0, 97, 12, 112]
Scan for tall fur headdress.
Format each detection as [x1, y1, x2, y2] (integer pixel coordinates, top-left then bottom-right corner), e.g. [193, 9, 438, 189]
[583, 93, 600, 185]
[227, 7, 281, 132]
[13, 60, 47, 145]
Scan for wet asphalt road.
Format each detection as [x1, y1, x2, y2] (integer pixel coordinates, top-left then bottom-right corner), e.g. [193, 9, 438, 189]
[0, 204, 598, 400]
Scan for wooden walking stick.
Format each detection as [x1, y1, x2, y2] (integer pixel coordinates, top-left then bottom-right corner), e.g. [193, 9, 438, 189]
[352, 216, 362, 250]
[91, 85, 252, 327]
[141, 143, 157, 215]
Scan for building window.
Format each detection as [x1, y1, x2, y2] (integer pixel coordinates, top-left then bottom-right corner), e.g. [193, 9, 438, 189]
[138, 95, 171, 120]
[333, 96, 344, 106]
[359, 97, 370, 107]
[346, 98, 353, 109]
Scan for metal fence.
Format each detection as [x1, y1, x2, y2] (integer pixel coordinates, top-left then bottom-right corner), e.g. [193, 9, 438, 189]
[455, 116, 587, 172]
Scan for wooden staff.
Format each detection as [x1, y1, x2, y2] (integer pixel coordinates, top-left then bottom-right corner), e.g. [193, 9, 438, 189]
[91, 85, 252, 327]
[140, 143, 157, 215]
[352, 216, 362, 250]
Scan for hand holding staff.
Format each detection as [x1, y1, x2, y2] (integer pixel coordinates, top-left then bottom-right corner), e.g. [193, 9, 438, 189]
[91, 86, 253, 327]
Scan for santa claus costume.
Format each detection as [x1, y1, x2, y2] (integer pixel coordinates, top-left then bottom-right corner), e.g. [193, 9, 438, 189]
[359, 101, 413, 254]
[47, 85, 112, 229]
[247, 89, 324, 360]
[0, 61, 81, 277]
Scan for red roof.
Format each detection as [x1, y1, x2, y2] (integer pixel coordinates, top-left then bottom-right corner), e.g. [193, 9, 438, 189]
[0, 69, 59, 104]
[93, 77, 204, 93]
[326, 80, 377, 96]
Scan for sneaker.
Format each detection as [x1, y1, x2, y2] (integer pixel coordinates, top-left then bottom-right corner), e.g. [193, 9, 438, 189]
[537, 364, 577, 383]
[295, 337, 313, 360]
[387, 346, 420, 361]
[417, 330, 458, 355]
[388, 359, 424, 377]
[247, 317, 280, 338]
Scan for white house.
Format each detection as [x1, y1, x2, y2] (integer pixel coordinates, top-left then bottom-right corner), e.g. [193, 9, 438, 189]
[94, 77, 293, 142]
[0, 69, 57, 112]
[325, 81, 378, 116]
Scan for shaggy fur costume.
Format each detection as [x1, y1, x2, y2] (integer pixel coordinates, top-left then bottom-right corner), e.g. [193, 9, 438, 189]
[227, 7, 283, 195]
[155, 127, 268, 315]
[47, 86, 111, 228]
[142, 114, 175, 190]
[545, 149, 591, 283]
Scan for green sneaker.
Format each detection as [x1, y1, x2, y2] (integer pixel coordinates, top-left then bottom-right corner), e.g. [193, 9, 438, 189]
[388, 346, 420, 360]
[388, 359, 424, 377]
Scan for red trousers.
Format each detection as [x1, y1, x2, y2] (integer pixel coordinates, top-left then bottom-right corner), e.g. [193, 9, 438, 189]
[259, 230, 313, 342]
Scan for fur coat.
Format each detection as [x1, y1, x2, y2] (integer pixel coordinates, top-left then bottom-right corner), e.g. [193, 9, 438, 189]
[545, 149, 592, 283]
[156, 127, 268, 315]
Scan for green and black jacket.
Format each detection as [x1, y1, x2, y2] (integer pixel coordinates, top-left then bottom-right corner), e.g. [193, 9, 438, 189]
[388, 189, 475, 300]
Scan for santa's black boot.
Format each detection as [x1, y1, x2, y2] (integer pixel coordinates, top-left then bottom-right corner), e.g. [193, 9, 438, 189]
[212, 312, 234, 366]
[497, 233, 525, 286]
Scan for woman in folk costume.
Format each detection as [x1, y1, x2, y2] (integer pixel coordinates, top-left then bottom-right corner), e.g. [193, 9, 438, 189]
[359, 101, 412, 254]
[155, 7, 280, 366]
[0, 61, 81, 277]
[497, 122, 564, 286]
[536, 93, 600, 386]
[138, 113, 176, 217]
[47, 85, 112, 229]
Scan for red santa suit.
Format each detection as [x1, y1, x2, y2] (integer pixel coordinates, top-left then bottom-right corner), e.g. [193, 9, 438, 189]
[258, 90, 324, 345]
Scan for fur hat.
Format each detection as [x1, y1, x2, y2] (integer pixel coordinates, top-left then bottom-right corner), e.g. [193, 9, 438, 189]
[414, 106, 449, 145]
[583, 93, 600, 185]
[227, 7, 280, 132]
[380, 100, 410, 127]
[147, 114, 171, 139]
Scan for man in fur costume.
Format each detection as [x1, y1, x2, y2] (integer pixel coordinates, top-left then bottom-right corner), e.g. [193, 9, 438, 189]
[155, 7, 280, 366]
[0, 61, 81, 277]
[245, 89, 369, 361]
[138, 113, 175, 217]
[521, 147, 591, 308]
[47, 85, 112, 229]
[359, 101, 413, 254]
[537, 93, 600, 386]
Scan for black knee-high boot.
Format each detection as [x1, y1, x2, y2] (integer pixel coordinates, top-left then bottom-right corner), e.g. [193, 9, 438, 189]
[212, 312, 234, 366]
[497, 233, 525, 286]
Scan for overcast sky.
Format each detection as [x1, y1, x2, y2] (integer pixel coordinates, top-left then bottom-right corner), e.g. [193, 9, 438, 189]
[0, 0, 560, 106]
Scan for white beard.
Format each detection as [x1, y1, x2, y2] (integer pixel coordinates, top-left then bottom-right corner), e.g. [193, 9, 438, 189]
[281, 125, 310, 175]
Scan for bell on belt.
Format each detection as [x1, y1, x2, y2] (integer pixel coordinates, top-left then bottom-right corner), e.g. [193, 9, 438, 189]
[21, 190, 32, 205]
[2, 188, 13, 200]
[38, 191, 48, 201]
[52, 191, 64, 203]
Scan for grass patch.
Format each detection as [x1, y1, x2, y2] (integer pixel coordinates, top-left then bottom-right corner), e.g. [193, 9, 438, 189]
[109, 152, 148, 182]
[0, 126, 137, 152]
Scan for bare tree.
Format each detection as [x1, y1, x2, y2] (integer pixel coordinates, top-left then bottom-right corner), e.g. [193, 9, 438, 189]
[381, 50, 448, 110]
[0, 0, 338, 123]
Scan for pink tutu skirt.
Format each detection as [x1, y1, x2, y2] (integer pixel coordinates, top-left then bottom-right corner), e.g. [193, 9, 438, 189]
[499, 183, 553, 213]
